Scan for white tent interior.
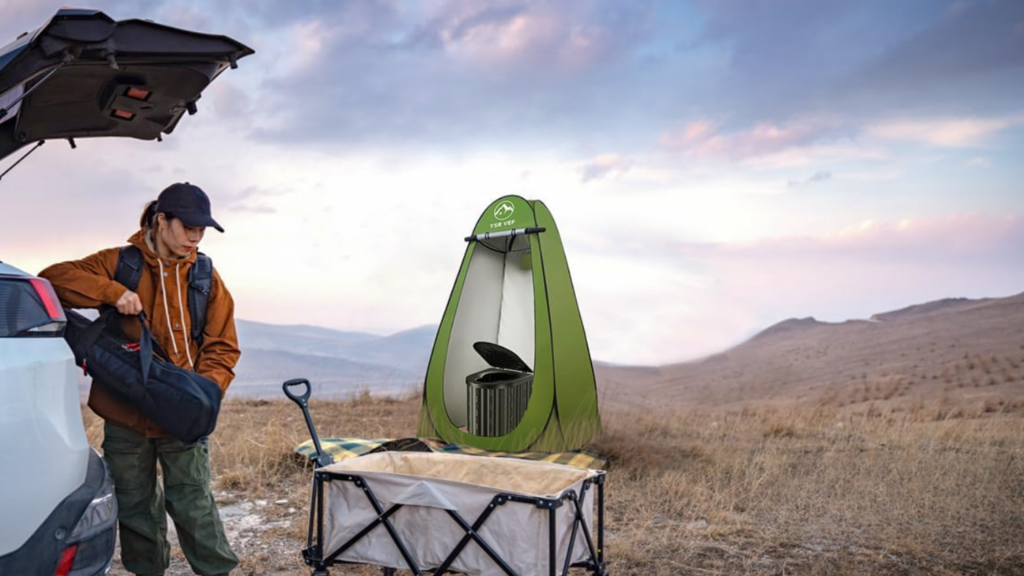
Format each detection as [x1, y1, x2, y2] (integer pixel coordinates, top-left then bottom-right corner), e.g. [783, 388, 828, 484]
[444, 235, 535, 427]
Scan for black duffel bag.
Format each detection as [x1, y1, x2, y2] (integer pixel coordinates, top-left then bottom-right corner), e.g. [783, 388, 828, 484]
[63, 309, 222, 444]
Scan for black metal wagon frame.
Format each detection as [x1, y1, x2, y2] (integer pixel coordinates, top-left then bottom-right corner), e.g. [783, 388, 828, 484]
[284, 378, 609, 576]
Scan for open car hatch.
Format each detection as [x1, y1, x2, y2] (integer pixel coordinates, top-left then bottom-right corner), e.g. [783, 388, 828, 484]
[0, 8, 254, 163]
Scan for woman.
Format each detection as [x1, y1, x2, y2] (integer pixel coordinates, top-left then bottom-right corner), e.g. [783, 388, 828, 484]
[40, 182, 240, 576]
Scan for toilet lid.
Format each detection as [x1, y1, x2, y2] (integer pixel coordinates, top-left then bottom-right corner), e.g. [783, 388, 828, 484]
[472, 341, 533, 373]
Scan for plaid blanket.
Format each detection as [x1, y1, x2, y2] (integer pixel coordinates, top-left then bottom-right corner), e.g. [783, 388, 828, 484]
[295, 437, 606, 470]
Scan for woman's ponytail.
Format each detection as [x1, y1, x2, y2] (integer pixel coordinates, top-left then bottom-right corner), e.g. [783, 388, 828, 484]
[139, 200, 158, 229]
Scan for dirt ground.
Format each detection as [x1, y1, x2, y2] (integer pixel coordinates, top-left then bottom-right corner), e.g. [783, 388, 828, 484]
[106, 489, 304, 576]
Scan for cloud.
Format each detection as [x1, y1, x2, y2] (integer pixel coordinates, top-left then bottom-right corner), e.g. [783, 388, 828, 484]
[849, 1, 1024, 110]
[655, 111, 1022, 172]
[221, 186, 281, 215]
[659, 119, 840, 160]
[671, 214, 1024, 293]
[763, 214, 1022, 260]
[866, 116, 1024, 147]
[685, 0, 1024, 143]
[216, 183, 303, 216]
[578, 154, 632, 182]
[243, 0, 661, 151]
[656, 118, 889, 169]
[787, 171, 832, 188]
[966, 156, 992, 168]
[0, 142, 161, 273]
[431, 2, 648, 71]
[0, 2, 72, 41]
[688, 1, 935, 121]
[205, 77, 255, 122]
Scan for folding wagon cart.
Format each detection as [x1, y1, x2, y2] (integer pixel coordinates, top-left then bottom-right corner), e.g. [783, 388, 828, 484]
[284, 379, 609, 576]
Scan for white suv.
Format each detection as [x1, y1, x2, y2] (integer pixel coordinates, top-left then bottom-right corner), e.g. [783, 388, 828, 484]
[0, 262, 116, 576]
[0, 9, 250, 576]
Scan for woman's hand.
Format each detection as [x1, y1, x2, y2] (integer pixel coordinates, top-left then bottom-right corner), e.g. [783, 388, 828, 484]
[116, 290, 143, 315]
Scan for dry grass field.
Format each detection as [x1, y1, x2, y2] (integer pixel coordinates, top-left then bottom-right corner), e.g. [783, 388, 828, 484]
[81, 293, 1024, 575]
[85, 393, 1024, 576]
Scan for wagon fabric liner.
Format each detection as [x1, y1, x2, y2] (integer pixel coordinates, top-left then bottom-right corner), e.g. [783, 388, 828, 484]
[307, 451, 606, 576]
[295, 436, 607, 470]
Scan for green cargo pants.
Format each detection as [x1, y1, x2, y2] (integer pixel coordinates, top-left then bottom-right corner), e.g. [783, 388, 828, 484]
[102, 422, 238, 576]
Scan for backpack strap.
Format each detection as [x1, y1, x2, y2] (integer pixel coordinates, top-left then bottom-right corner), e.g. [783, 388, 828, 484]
[115, 245, 213, 349]
[114, 245, 143, 293]
[187, 252, 213, 347]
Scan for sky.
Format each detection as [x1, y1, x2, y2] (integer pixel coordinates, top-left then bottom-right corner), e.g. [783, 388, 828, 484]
[1, 0, 1022, 366]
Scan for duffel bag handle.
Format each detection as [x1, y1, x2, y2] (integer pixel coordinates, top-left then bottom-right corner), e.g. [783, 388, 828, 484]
[136, 312, 154, 386]
[134, 312, 172, 359]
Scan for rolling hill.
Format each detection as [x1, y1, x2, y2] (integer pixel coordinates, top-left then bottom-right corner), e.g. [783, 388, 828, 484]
[231, 320, 437, 398]
[596, 291, 1024, 409]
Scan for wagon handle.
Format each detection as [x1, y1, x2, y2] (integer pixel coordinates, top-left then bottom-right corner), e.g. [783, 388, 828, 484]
[283, 377, 312, 404]
[282, 378, 334, 468]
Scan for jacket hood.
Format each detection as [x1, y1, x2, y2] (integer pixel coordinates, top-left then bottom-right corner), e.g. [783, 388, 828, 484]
[128, 228, 198, 267]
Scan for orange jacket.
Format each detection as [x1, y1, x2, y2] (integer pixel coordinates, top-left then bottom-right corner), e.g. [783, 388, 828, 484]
[40, 229, 241, 438]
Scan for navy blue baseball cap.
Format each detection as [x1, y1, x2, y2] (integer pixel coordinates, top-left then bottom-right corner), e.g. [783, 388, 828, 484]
[155, 182, 224, 233]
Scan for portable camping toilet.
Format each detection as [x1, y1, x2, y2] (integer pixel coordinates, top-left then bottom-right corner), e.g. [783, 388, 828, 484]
[417, 196, 601, 452]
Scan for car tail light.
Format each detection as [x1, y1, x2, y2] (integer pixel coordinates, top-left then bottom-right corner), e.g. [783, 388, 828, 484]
[112, 109, 135, 120]
[53, 545, 76, 576]
[0, 275, 66, 337]
[28, 278, 62, 319]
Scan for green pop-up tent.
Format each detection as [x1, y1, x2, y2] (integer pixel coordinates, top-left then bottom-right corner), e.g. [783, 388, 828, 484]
[417, 196, 601, 452]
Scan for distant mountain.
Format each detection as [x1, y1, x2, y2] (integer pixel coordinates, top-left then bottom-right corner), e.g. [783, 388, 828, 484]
[235, 319, 379, 357]
[596, 292, 1024, 409]
[232, 319, 438, 397]
[341, 325, 439, 373]
[749, 317, 829, 341]
[232, 348, 423, 399]
[868, 298, 984, 322]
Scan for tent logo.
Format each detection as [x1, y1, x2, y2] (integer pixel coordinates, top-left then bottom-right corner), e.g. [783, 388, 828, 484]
[494, 202, 515, 220]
